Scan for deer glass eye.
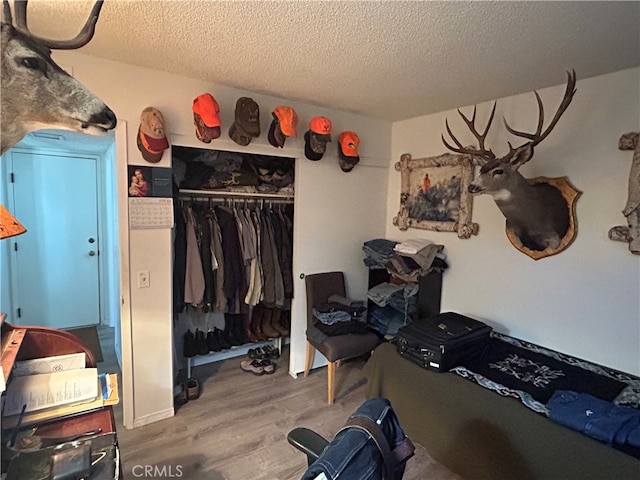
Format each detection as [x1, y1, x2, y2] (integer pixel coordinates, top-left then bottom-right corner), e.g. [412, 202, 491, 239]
[21, 57, 46, 72]
[492, 168, 504, 177]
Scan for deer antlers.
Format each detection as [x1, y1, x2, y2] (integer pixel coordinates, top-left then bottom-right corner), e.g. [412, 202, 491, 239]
[2, 0, 104, 49]
[442, 70, 577, 164]
[442, 102, 497, 161]
[504, 70, 577, 148]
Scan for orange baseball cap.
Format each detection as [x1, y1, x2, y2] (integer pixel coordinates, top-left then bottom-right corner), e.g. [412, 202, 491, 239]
[193, 93, 221, 142]
[338, 131, 360, 157]
[273, 106, 298, 137]
[309, 116, 332, 140]
[193, 93, 221, 127]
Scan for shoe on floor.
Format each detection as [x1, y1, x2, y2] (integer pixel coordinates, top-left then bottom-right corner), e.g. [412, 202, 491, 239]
[259, 358, 276, 374]
[240, 359, 265, 375]
[186, 379, 201, 400]
[174, 383, 188, 407]
[263, 345, 280, 359]
[248, 347, 265, 360]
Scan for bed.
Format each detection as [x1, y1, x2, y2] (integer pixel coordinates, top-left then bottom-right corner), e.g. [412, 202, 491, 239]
[363, 339, 640, 480]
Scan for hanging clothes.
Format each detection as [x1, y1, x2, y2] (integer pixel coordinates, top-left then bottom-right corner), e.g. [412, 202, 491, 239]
[174, 195, 294, 339]
[183, 206, 205, 307]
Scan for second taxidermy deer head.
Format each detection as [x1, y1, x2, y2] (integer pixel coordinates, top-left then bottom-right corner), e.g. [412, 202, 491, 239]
[1, 0, 117, 155]
[442, 70, 577, 254]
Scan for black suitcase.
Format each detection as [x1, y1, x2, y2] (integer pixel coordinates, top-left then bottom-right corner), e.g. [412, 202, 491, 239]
[396, 312, 492, 372]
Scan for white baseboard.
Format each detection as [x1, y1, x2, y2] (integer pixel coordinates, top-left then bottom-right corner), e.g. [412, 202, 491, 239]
[132, 407, 174, 428]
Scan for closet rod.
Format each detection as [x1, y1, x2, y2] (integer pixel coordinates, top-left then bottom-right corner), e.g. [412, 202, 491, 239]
[179, 189, 294, 200]
[179, 191, 294, 204]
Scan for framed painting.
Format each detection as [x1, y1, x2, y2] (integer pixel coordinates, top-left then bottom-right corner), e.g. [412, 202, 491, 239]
[393, 152, 479, 238]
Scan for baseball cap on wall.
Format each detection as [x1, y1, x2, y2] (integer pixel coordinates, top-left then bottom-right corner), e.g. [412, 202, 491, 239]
[337, 131, 360, 172]
[268, 115, 286, 148]
[229, 97, 260, 146]
[309, 116, 332, 139]
[235, 97, 260, 136]
[137, 107, 169, 163]
[273, 106, 298, 137]
[304, 116, 332, 161]
[192, 93, 221, 143]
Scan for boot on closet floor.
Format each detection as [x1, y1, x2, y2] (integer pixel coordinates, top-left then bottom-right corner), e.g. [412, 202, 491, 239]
[280, 309, 292, 332]
[250, 305, 269, 342]
[242, 312, 261, 343]
[232, 313, 248, 345]
[207, 329, 221, 352]
[270, 308, 289, 337]
[261, 307, 281, 338]
[215, 327, 231, 350]
[183, 329, 197, 358]
[224, 314, 243, 347]
[195, 329, 209, 356]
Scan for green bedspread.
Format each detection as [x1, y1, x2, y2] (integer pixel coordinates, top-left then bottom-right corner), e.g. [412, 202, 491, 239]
[363, 342, 640, 480]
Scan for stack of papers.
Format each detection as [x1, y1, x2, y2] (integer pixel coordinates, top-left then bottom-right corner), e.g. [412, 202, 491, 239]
[2, 353, 119, 429]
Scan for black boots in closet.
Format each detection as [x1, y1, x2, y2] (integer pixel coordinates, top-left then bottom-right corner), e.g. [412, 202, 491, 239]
[183, 315, 247, 358]
[182, 308, 291, 358]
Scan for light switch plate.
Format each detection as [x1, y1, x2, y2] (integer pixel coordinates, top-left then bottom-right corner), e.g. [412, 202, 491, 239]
[137, 270, 150, 288]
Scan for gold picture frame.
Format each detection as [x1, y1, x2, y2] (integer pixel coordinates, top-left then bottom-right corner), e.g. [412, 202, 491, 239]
[393, 152, 479, 238]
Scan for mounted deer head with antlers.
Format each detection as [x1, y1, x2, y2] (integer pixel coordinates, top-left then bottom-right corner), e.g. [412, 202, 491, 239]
[442, 70, 581, 259]
[1, 0, 116, 155]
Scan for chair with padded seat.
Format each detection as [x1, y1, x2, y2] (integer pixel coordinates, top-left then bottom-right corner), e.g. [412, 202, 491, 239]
[304, 271, 380, 404]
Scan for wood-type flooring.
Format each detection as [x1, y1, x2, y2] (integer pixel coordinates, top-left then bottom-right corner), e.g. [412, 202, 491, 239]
[97, 327, 462, 480]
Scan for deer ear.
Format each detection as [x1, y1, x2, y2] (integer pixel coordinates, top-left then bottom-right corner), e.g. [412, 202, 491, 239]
[510, 144, 534, 168]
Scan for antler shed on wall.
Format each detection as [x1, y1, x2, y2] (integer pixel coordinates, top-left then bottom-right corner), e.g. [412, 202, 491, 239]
[609, 131, 640, 255]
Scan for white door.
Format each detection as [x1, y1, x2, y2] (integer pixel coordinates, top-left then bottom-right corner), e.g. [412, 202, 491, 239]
[9, 150, 101, 328]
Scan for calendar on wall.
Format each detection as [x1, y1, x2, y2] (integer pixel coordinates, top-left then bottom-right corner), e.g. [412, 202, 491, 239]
[127, 165, 174, 229]
[129, 197, 174, 229]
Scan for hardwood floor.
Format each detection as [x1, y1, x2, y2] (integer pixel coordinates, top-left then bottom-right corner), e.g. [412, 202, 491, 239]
[97, 327, 462, 480]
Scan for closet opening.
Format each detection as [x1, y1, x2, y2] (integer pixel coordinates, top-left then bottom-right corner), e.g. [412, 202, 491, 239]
[171, 145, 295, 378]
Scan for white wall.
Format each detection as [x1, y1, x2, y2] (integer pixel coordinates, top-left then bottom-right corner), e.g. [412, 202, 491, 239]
[388, 68, 640, 375]
[53, 50, 390, 427]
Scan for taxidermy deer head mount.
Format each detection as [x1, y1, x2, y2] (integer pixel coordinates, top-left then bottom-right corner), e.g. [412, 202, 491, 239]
[1, 0, 117, 155]
[442, 70, 581, 259]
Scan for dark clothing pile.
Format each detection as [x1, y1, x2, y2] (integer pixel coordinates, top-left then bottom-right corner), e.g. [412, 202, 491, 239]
[362, 238, 398, 269]
[313, 296, 368, 337]
[177, 152, 294, 193]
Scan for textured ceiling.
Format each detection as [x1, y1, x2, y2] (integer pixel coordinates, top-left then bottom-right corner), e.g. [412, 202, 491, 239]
[9, 0, 640, 122]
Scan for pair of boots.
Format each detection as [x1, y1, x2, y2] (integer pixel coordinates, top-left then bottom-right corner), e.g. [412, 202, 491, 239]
[249, 304, 290, 340]
[183, 328, 211, 357]
[183, 319, 247, 358]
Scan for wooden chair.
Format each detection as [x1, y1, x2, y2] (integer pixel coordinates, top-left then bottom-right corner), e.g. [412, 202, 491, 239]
[304, 272, 379, 404]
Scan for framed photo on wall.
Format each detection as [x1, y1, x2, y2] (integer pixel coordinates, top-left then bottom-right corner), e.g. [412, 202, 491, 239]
[393, 152, 479, 239]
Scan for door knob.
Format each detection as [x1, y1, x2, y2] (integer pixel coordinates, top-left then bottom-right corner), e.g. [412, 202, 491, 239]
[88, 250, 96, 257]
[88, 237, 95, 243]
